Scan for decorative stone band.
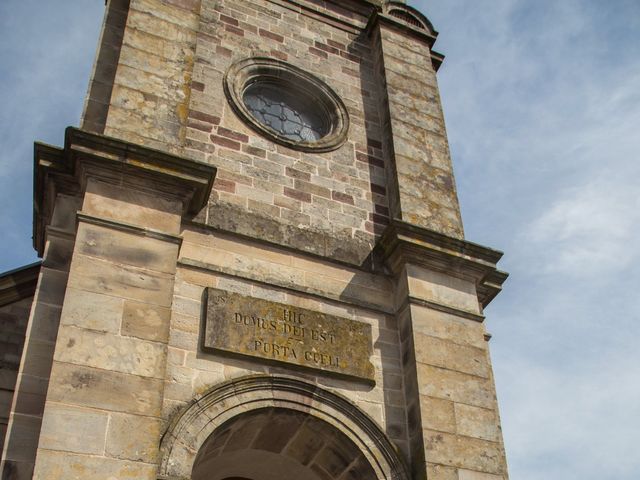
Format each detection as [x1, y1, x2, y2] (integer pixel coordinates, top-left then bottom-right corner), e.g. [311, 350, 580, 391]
[158, 374, 410, 480]
[376, 219, 509, 308]
[33, 127, 217, 256]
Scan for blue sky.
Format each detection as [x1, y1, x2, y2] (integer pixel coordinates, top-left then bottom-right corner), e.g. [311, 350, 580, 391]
[1, 1, 639, 478]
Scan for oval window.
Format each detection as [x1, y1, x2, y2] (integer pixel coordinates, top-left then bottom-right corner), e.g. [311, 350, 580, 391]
[224, 58, 349, 152]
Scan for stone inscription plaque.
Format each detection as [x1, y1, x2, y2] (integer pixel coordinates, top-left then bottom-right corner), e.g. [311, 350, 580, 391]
[203, 288, 375, 382]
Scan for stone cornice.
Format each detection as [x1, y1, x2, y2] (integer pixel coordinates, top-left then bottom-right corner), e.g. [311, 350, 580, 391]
[33, 127, 216, 256]
[0, 262, 41, 308]
[365, 7, 444, 71]
[376, 219, 508, 307]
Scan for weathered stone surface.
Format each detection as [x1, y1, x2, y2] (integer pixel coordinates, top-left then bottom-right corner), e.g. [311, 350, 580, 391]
[423, 430, 507, 475]
[416, 364, 495, 410]
[406, 265, 480, 314]
[413, 333, 489, 378]
[426, 463, 458, 480]
[122, 299, 171, 342]
[454, 404, 501, 442]
[67, 254, 174, 308]
[83, 179, 182, 234]
[204, 287, 375, 382]
[39, 404, 108, 455]
[409, 304, 487, 350]
[458, 469, 505, 480]
[60, 288, 123, 334]
[32, 449, 158, 480]
[419, 395, 456, 434]
[47, 363, 163, 416]
[54, 326, 166, 378]
[76, 223, 179, 274]
[106, 413, 163, 463]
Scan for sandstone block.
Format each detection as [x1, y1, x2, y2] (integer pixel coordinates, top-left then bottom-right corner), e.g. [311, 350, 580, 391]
[423, 430, 507, 475]
[32, 449, 158, 480]
[39, 404, 108, 455]
[458, 469, 504, 480]
[409, 304, 487, 350]
[406, 265, 479, 314]
[419, 395, 456, 434]
[83, 179, 182, 234]
[76, 223, 179, 274]
[454, 404, 501, 443]
[122, 299, 171, 342]
[106, 412, 164, 463]
[416, 364, 495, 410]
[60, 287, 123, 334]
[48, 362, 163, 416]
[67, 254, 174, 308]
[54, 326, 165, 378]
[413, 333, 489, 378]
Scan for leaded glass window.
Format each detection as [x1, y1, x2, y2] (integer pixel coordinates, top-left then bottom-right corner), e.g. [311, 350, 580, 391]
[224, 58, 349, 152]
[243, 83, 330, 142]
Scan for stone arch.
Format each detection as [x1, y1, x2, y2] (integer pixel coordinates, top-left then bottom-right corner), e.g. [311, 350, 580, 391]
[158, 375, 409, 480]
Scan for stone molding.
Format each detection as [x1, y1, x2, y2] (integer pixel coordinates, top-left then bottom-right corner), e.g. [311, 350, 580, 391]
[377, 220, 509, 307]
[0, 262, 41, 308]
[159, 374, 410, 480]
[365, 4, 445, 70]
[33, 127, 216, 256]
[224, 57, 350, 153]
[77, 212, 184, 246]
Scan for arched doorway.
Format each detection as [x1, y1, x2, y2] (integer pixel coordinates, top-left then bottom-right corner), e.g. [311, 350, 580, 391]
[192, 407, 377, 480]
[159, 375, 408, 480]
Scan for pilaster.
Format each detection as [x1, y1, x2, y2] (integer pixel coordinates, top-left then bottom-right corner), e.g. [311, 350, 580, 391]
[379, 220, 509, 480]
[369, 8, 464, 239]
[3, 128, 216, 480]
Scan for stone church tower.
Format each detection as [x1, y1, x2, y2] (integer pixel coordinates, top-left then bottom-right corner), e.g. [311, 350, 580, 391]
[1, 0, 509, 479]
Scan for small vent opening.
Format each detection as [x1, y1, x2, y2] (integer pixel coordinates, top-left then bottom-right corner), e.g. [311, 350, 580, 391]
[388, 9, 426, 30]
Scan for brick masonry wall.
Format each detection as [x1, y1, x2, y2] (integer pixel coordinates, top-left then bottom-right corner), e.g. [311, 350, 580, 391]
[99, 0, 390, 265]
[188, 0, 390, 264]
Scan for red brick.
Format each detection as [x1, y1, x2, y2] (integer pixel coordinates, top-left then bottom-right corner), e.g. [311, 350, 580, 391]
[190, 110, 220, 125]
[214, 178, 236, 193]
[216, 46, 232, 57]
[331, 191, 354, 205]
[309, 47, 328, 59]
[369, 212, 389, 225]
[356, 151, 385, 168]
[375, 204, 390, 215]
[340, 50, 360, 63]
[284, 187, 311, 203]
[365, 221, 386, 235]
[314, 41, 339, 55]
[187, 119, 212, 132]
[210, 134, 240, 150]
[219, 14, 238, 26]
[369, 139, 383, 149]
[341, 66, 359, 77]
[371, 183, 387, 195]
[242, 145, 267, 158]
[217, 126, 249, 143]
[259, 28, 284, 43]
[225, 24, 244, 36]
[270, 49, 287, 61]
[327, 39, 346, 50]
